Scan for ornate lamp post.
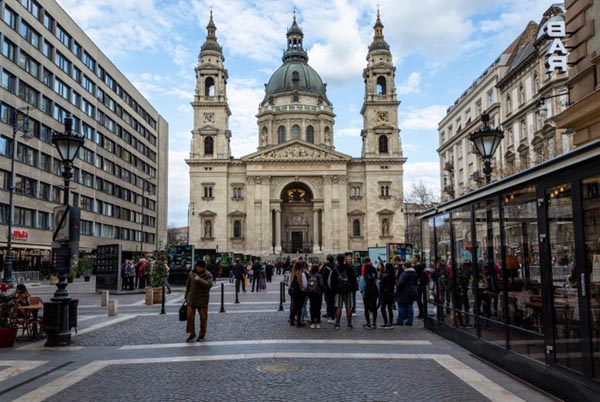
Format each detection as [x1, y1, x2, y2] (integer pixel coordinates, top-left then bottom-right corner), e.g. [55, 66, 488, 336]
[3, 107, 31, 287]
[469, 112, 504, 184]
[46, 116, 84, 346]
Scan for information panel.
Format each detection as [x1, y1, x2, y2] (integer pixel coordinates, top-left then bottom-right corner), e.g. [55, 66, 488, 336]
[95, 244, 122, 292]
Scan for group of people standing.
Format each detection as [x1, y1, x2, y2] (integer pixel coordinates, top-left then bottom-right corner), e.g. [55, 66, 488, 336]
[231, 258, 275, 293]
[287, 254, 428, 330]
[120, 257, 171, 293]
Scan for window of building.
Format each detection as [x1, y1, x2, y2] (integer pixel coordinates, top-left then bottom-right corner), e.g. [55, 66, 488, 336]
[291, 125, 300, 139]
[20, 21, 40, 49]
[2, 38, 17, 62]
[232, 186, 244, 199]
[520, 119, 527, 139]
[475, 100, 482, 115]
[1, 70, 17, 94]
[352, 219, 361, 237]
[82, 51, 96, 71]
[43, 12, 54, 31]
[378, 135, 389, 154]
[18, 51, 40, 78]
[534, 73, 540, 93]
[53, 77, 70, 99]
[379, 183, 391, 198]
[278, 126, 286, 144]
[38, 182, 50, 200]
[306, 126, 314, 143]
[376, 76, 387, 95]
[204, 136, 214, 155]
[506, 94, 512, 114]
[487, 89, 494, 107]
[203, 185, 214, 200]
[17, 144, 37, 166]
[55, 51, 71, 74]
[233, 220, 242, 238]
[350, 186, 361, 198]
[205, 77, 215, 97]
[14, 207, 34, 227]
[3, 6, 17, 29]
[82, 75, 94, 94]
[42, 40, 53, 59]
[20, 0, 40, 19]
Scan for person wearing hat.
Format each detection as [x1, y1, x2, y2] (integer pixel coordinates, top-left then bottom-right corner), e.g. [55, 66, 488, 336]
[185, 259, 213, 342]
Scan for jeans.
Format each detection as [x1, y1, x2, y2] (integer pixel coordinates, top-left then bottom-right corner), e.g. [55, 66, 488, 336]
[163, 276, 171, 293]
[396, 301, 414, 325]
[380, 296, 394, 325]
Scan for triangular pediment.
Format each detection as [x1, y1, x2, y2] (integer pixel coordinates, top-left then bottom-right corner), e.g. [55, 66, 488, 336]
[242, 140, 351, 162]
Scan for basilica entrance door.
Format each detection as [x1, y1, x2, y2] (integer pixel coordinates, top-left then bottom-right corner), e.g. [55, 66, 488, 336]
[291, 232, 303, 252]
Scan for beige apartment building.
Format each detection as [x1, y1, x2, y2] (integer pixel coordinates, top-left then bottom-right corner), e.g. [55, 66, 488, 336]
[0, 0, 168, 272]
[438, 4, 569, 201]
[187, 12, 406, 256]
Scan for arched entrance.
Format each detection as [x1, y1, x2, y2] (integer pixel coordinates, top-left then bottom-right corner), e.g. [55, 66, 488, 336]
[280, 182, 313, 253]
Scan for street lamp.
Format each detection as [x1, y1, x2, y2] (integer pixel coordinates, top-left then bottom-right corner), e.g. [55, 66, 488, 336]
[2, 107, 31, 287]
[47, 116, 84, 346]
[469, 112, 504, 184]
[536, 92, 569, 118]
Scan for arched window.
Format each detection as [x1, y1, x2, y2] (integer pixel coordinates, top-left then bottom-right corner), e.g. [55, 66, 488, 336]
[205, 77, 215, 97]
[378, 135, 388, 154]
[376, 76, 387, 95]
[278, 126, 286, 144]
[306, 126, 314, 143]
[233, 220, 242, 238]
[292, 125, 301, 139]
[352, 219, 361, 237]
[204, 220, 212, 238]
[204, 136, 214, 155]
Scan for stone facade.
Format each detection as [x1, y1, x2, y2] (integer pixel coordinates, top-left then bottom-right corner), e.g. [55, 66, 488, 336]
[187, 11, 406, 256]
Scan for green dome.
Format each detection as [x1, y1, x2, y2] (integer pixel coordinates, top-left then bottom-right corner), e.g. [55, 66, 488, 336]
[265, 61, 326, 96]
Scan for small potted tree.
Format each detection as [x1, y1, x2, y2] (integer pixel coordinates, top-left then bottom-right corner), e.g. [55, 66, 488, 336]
[0, 283, 18, 348]
[149, 255, 168, 304]
[79, 258, 94, 282]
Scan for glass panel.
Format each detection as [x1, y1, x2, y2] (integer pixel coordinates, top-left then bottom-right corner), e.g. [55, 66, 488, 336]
[433, 214, 453, 323]
[581, 177, 600, 378]
[452, 207, 475, 330]
[503, 186, 545, 362]
[547, 183, 582, 373]
[475, 197, 504, 342]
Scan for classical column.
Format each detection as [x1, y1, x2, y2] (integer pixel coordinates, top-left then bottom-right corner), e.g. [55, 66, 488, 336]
[313, 208, 320, 253]
[275, 209, 282, 252]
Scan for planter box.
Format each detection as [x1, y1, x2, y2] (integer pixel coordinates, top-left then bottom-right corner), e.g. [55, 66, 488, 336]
[0, 327, 18, 348]
[152, 287, 164, 304]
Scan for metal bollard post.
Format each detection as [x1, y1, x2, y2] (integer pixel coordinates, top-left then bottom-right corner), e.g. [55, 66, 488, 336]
[235, 279, 240, 304]
[278, 282, 284, 311]
[160, 285, 166, 315]
[220, 282, 226, 313]
[282, 281, 286, 304]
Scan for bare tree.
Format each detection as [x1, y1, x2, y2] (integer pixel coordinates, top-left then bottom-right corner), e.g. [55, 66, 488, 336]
[404, 181, 439, 255]
[167, 224, 187, 246]
[404, 180, 439, 206]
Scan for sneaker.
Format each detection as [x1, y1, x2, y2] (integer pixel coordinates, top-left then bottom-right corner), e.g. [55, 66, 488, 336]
[372, 324, 377, 329]
[363, 324, 372, 329]
[315, 324, 321, 329]
[327, 319, 334, 324]
[347, 324, 353, 330]
[186, 334, 196, 343]
[196, 336, 205, 342]
[310, 323, 316, 329]
[334, 323, 340, 329]
[383, 324, 392, 330]
[296, 323, 306, 328]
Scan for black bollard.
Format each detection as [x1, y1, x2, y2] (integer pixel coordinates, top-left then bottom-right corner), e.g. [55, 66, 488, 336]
[282, 281, 286, 304]
[235, 280, 240, 304]
[278, 282, 284, 311]
[220, 282, 226, 313]
[160, 285, 166, 315]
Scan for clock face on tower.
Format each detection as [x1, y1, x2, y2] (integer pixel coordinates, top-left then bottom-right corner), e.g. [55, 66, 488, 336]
[204, 113, 214, 123]
[378, 111, 388, 122]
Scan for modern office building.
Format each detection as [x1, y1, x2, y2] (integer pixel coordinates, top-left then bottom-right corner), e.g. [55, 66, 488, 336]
[187, 11, 406, 256]
[0, 0, 169, 273]
[438, 4, 570, 202]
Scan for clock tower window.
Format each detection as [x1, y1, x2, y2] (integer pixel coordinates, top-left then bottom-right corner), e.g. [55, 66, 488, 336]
[378, 135, 388, 154]
[376, 76, 387, 95]
[204, 136, 214, 155]
[205, 77, 215, 97]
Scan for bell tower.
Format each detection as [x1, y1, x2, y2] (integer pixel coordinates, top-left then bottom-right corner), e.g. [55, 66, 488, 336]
[191, 11, 231, 160]
[360, 9, 402, 159]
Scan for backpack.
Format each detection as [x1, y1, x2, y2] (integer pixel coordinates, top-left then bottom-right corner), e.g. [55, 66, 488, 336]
[364, 268, 378, 296]
[336, 268, 350, 294]
[288, 276, 299, 296]
[307, 275, 320, 293]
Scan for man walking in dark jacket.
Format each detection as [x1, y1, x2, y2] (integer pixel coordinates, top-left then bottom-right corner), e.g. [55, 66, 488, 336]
[331, 254, 357, 329]
[412, 255, 426, 319]
[185, 260, 213, 342]
[321, 254, 336, 322]
[233, 258, 246, 293]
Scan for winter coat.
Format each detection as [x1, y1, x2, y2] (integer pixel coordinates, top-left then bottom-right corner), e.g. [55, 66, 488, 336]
[379, 272, 396, 303]
[395, 267, 417, 304]
[185, 269, 213, 307]
[358, 263, 379, 299]
[321, 262, 335, 292]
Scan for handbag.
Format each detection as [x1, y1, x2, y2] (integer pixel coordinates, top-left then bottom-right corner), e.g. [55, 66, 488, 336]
[178, 301, 188, 321]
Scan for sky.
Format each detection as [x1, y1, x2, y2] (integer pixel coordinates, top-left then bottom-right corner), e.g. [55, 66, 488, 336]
[56, 0, 558, 228]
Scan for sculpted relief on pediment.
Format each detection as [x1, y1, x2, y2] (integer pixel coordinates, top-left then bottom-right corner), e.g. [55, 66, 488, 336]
[250, 144, 346, 161]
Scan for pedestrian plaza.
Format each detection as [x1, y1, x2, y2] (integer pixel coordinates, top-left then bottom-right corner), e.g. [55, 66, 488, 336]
[0, 277, 558, 401]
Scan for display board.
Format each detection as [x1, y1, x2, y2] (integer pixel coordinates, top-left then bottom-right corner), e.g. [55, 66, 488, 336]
[95, 244, 122, 292]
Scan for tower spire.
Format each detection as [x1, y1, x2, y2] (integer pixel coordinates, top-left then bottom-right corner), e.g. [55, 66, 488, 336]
[368, 7, 390, 52]
[283, 11, 308, 63]
[200, 10, 222, 54]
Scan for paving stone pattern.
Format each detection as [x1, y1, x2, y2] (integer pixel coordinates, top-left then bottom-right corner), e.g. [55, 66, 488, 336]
[46, 359, 489, 402]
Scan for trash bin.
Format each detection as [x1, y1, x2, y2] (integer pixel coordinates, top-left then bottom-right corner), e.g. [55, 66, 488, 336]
[43, 301, 61, 334]
[69, 299, 78, 333]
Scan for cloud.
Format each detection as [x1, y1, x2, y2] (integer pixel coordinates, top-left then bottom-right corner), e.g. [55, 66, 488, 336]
[397, 72, 420, 94]
[167, 149, 190, 227]
[400, 105, 447, 131]
[403, 161, 441, 198]
[336, 127, 362, 138]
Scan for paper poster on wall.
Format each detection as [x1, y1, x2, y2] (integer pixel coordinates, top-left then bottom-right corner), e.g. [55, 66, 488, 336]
[592, 255, 600, 283]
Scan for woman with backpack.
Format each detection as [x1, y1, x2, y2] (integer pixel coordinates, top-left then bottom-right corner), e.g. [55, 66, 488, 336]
[307, 263, 324, 328]
[359, 258, 379, 329]
[288, 260, 308, 327]
[380, 263, 396, 328]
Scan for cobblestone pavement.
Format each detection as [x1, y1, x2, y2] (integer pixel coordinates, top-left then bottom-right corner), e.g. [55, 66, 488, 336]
[0, 276, 560, 402]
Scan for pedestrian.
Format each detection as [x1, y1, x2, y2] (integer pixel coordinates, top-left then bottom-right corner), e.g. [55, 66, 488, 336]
[346, 255, 358, 316]
[412, 255, 426, 319]
[359, 257, 379, 329]
[121, 259, 129, 291]
[137, 258, 147, 289]
[321, 254, 336, 322]
[163, 261, 172, 294]
[233, 258, 246, 293]
[251, 257, 262, 292]
[265, 261, 273, 283]
[306, 263, 324, 328]
[380, 263, 396, 328]
[330, 254, 356, 329]
[185, 260, 214, 342]
[288, 260, 308, 327]
[395, 261, 417, 326]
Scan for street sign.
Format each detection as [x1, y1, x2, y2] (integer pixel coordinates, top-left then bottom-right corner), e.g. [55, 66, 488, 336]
[53, 205, 70, 242]
[51, 244, 71, 274]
